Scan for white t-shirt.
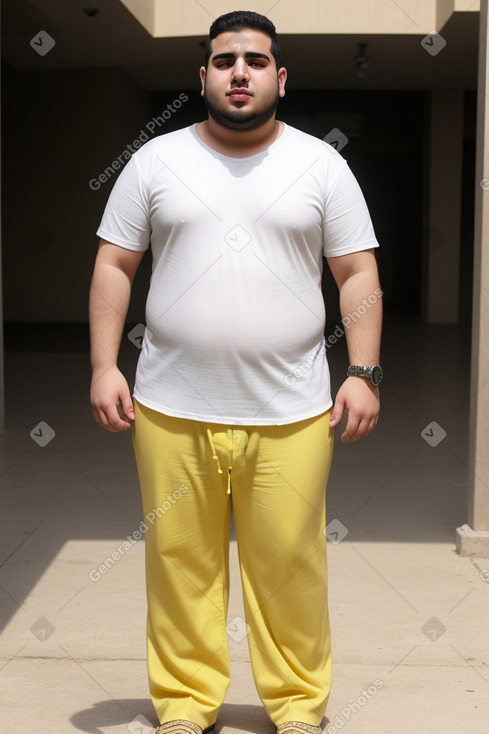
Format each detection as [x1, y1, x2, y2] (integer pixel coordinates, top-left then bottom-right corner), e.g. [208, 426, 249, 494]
[97, 123, 379, 425]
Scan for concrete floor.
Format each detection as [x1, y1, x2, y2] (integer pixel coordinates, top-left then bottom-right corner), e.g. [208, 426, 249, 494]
[0, 318, 488, 734]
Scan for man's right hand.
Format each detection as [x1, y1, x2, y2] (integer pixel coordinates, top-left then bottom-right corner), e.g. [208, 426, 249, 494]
[90, 365, 135, 432]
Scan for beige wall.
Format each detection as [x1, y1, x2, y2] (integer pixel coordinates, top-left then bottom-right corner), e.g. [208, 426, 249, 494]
[469, 0, 489, 530]
[122, 0, 479, 37]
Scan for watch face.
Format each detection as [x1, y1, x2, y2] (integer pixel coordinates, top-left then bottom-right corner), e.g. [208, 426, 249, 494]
[371, 365, 383, 385]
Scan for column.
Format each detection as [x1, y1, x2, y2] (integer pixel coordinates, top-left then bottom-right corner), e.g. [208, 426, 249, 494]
[456, 0, 489, 556]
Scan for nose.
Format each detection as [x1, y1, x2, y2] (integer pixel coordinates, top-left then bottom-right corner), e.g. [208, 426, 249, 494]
[231, 57, 250, 84]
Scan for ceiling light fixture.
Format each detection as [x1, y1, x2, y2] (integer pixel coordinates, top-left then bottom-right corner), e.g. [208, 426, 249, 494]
[355, 43, 369, 78]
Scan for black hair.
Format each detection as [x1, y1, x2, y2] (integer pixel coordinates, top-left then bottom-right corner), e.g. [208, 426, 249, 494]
[204, 10, 283, 69]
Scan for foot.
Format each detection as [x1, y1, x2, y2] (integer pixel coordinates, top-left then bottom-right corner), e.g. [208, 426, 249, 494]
[156, 721, 216, 734]
[277, 722, 321, 734]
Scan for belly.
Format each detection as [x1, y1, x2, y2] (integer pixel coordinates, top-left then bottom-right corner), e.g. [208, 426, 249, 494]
[145, 259, 325, 363]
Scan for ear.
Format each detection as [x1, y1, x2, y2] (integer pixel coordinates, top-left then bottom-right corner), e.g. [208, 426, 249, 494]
[199, 66, 206, 97]
[278, 66, 287, 98]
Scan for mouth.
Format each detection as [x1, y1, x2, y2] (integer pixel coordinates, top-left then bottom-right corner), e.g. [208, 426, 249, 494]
[227, 88, 252, 101]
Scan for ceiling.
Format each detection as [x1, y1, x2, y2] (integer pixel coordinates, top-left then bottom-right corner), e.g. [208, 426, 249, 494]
[1, 0, 480, 90]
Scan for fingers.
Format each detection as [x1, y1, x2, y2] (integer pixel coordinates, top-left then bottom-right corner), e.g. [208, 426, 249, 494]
[329, 398, 345, 429]
[92, 399, 134, 432]
[341, 412, 378, 442]
[331, 378, 380, 442]
[90, 367, 134, 432]
[120, 396, 135, 422]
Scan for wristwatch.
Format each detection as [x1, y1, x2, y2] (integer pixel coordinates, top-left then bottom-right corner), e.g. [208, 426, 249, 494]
[347, 364, 383, 386]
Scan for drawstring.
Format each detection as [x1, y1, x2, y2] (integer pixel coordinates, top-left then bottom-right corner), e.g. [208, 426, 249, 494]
[206, 428, 232, 494]
[206, 428, 223, 475]
[227, 467, 232, 495]
[226, 429, 233, 494]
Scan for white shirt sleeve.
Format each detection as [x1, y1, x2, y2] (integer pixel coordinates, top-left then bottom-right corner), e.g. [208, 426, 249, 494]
[322, 160, 379, 258]
[96, 154, 151, 252]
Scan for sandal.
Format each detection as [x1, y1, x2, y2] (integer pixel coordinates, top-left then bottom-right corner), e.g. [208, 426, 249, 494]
[156, 720, 216, 734]
[277, 722, 321, 734]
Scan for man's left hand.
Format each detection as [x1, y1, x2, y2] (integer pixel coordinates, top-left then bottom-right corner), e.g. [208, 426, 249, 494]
[329, 376, 380, 442]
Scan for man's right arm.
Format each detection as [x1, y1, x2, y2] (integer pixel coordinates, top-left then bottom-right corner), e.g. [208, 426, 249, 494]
[89, 239, 145, 432]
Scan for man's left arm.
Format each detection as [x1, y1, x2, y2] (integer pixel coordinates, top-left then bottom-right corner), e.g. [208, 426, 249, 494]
[327, 249, 382, 442]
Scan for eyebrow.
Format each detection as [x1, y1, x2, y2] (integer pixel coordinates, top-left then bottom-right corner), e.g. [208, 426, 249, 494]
[211, 52, 271, 62]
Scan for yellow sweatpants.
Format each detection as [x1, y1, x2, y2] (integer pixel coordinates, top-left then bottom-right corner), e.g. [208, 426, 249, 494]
[132, 400, 334, 730]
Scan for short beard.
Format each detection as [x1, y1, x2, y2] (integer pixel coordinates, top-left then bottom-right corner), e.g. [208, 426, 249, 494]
[203, 89, 280, 131]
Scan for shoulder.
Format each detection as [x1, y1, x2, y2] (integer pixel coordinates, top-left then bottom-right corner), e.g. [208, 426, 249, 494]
[132, 125, 195, 166]
[281, 123, 346, 162]
[277, 124, 347, 190]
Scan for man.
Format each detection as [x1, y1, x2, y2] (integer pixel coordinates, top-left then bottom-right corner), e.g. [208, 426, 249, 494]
[90, 10, 382, 734]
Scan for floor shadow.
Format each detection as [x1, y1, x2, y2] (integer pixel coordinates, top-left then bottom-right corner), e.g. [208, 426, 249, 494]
[70, 698, 156, 734]
[70, 699, 299, 734]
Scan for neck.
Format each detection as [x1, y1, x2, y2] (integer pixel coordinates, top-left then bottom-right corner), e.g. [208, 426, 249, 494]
[198, 116, 282, 158]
